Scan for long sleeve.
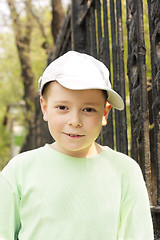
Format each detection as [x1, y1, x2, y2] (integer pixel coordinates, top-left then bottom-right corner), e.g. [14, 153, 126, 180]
[0, 173, 21, 240]
[117, 163, 154, 240]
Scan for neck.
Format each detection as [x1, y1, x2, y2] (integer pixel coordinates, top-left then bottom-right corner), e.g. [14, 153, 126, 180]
[50, 142, 104, 158]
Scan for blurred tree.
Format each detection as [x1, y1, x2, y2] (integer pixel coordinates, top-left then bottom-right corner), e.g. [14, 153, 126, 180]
[0, 31, 23, 169]
[7, 0, 36, 111]
[51, 0, 64, 43]
[2, 0, 64, 154]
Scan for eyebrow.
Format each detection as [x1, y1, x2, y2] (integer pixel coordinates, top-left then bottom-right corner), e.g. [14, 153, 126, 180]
[82, 102, 100, 106]
[54, 100, 69, 103]
[53, 100, 71, 105]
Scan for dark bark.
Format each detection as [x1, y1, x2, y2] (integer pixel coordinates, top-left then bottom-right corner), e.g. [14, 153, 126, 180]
[116, 0, 128, 154]
[147, 0, 160, 206]
[7, 0, 36, 110]
[51, 0, 64, 43]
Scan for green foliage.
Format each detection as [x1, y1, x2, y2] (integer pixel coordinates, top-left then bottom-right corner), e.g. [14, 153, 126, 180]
[14, 134, 26, 147]
[0, 32, 22, 105]
[143, 1, 151, 81]
[0, 4, 53, 168]
[30, 5, 53, 89]
[0, 32, 22, 169]
[0, 125, 10, 171]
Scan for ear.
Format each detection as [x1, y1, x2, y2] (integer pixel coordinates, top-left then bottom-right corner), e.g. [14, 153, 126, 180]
[40, 96, 48, 121]
[102, 102, 111, 126]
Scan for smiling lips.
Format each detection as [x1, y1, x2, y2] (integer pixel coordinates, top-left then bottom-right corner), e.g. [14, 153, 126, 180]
[64, 133, 85, 139]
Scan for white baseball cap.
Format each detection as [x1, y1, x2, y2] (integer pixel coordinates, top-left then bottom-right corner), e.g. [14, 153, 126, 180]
[38, 51, 124, 110]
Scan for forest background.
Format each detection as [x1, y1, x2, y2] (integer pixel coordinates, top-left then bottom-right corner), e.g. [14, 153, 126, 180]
[0, 0, 150, 170]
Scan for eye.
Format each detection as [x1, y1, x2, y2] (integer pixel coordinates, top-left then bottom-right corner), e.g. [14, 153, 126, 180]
[83, 107, 96, 112]
[57, 106, 68, 110]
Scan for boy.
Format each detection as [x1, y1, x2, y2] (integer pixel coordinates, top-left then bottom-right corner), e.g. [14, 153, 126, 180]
[0, 51, 154, 239]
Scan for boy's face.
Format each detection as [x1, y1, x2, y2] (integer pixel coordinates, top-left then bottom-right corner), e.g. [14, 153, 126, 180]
[40, 82, 111, 158]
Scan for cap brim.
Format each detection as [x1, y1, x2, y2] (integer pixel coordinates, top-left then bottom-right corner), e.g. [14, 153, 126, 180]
[57, 79, 125, 111]
[106, 89, 124, 110]
[39, 78, 124, 111]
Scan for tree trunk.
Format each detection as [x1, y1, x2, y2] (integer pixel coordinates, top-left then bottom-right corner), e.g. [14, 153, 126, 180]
[7, 0, 36, 111]
[51, 0, 64, 43]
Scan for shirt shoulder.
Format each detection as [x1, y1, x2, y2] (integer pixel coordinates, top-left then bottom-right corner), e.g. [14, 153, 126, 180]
[102, 146, 142, 174]
[1, 145, 49, 188]
[3, 144, 47, 168]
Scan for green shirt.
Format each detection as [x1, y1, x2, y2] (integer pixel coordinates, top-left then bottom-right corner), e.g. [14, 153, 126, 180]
[0, 144, 154, 240]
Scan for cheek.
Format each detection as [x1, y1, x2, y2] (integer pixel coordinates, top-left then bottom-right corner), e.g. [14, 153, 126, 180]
[85, 115, 103, 130]
[48, 114, 64, 131]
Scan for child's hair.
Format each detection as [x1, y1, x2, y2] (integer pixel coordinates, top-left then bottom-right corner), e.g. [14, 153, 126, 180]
[42, 81, 108, 103]
[42, 81, 52, 100]
[102, 90, 108, 102]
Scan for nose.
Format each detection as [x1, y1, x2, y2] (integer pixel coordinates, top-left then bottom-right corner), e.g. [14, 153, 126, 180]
[67, 110, 82, 127]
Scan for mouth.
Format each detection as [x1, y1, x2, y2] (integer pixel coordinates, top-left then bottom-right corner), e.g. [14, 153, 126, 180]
[64, 133, 85, 139]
